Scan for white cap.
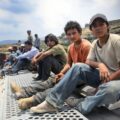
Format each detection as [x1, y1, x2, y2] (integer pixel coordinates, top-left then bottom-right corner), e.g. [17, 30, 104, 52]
[20, 44, 25, 47]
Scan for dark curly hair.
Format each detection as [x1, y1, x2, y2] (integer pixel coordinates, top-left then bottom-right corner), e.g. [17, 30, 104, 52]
[44, 34, 58, 45]
[64, 21, 82, 34]
[24, 40, 32, 45]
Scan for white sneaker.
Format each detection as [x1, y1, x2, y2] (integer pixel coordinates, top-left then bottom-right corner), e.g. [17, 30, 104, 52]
[108, 100, 120, 110]
[30, 101, 57, 113]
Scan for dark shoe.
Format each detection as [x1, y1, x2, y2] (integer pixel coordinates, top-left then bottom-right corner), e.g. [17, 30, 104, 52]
[1, 70, 5, 77]
[31, 78, 54, 92]
[41, 77, 54, 89]
[7, 69, 18, 75]
[32, 71, 37, 74]
[33, 76, 41, 81]
[66, 96, 84, 107]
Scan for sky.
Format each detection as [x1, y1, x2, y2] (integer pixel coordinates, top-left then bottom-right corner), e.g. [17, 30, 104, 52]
[0, 0, 120, 40]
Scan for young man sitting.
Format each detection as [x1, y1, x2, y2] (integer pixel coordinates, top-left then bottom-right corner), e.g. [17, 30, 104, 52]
[30, 14, 120, 115]
[10, 21, 91, 110]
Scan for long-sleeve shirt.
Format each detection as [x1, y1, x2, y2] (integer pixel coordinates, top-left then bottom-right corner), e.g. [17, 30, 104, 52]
[16, 47, 39, 60]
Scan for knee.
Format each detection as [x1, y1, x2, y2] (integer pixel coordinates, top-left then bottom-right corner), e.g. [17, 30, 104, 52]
[72, 63, 90, 72]
[73, 63, 87, 68]
[42, 55, 52, 63]
[45, 55, 52, 60]
[99, 81, 120, 95]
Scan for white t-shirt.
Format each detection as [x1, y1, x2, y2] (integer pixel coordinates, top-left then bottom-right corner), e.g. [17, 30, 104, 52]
[87, 34, 120, 74]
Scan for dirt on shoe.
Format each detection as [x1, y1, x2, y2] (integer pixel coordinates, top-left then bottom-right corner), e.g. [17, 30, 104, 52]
[18, 97, 34, 110]
[10, 82, 22, 93]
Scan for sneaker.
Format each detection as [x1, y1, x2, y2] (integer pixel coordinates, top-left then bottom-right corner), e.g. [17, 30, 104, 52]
[7, 69, 18, 75]
[109, 100, 120, 110]
[18, 96, 34, 110]
[65, 96, 84, 107]
[32, 71, 37, 74]
[14, 92, 25, 100]
[1, 70, 5, 77]
[10, 82, 22, 93]
[31, 78, 54, 91]
[32, 76, 41, 81]
[85, 87, 97, 96]
[30, 101, 57, 113]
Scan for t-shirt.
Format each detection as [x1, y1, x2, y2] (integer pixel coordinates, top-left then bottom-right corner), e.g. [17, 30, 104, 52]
[87, 34, 120, 74]
[68, 39, 91, 63]
[48, 44, 67, 66]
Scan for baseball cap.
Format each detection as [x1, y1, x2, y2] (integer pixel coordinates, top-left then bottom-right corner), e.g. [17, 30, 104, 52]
[89, 13, 108, 29]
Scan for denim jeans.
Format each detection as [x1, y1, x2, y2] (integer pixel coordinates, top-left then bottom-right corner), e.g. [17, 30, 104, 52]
[46, 63, 120, 114]
[12, 58, 30, 73]
[21, 78, 54, 98]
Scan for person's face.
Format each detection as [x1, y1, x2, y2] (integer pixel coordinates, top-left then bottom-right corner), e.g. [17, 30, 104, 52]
[66, 28, 81, 43]
[35, 35, 37, 38]
[46, 39, 56, 48]
[25, 44, 31, 50]
[8, 49, 12, 52]
[13, 47, 17, 52]
[91, 19, 109, 38]
[27, 31, 31, 35]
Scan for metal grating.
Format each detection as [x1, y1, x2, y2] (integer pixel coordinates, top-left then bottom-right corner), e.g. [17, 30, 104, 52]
[0, 70, 88, 120]
[0, 80, 4, 120]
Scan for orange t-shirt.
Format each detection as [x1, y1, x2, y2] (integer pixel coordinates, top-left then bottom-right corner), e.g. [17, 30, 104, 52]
[68, 39, 91, 63]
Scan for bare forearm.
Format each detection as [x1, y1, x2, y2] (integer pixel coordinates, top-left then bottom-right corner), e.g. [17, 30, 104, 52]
[86, 60, 103, 68]
[60, 64, 71, 74]
[36, 53, 46, 61]
[35, 52, 42, 59]
[110, 69, 120, 80]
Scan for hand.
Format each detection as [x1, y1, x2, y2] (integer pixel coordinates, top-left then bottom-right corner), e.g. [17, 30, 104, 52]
[32, 59, 37, 64]
[52, 72, 64, 84]
[13, 57, 17, 61]
[98, 63, 110, 83]
[31, 59, 35, 64]
[32, 57, 35, 64]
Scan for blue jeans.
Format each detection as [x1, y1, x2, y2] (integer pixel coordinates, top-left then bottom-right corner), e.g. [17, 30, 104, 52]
[46, 63, 120, 114]
[12, 58, 30, 73]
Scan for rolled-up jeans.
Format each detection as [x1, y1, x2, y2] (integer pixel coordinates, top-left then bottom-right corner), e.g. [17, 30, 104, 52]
[19, 78, 54, 98]
[12, 58, 30, 73]
[46, 63, 120, 114]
